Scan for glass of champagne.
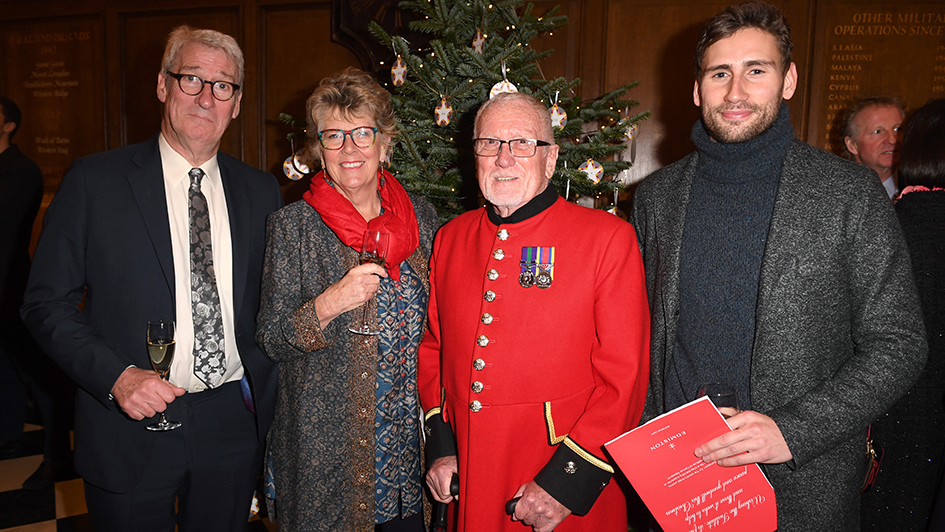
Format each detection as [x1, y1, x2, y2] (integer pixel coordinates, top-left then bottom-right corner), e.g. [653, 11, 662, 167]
[697, 383, 739, 419]
[146, 321, 181, 431]
[348, 230, 390, 335]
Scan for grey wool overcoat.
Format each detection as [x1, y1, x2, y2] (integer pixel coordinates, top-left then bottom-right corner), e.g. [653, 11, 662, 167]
[629, 138, 928, 532]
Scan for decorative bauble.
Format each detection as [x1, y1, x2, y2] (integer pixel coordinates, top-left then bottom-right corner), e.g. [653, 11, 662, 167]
[391, 55, 407, 86]
[578, 158, 604, 183]
[472, 29, 486, 54]
[490, 79, 517, 98]
[620, 119, 639, 141]
[551, 103, 567, 129]
[435, 96, 453, 126]
[283, 148, 316, 180]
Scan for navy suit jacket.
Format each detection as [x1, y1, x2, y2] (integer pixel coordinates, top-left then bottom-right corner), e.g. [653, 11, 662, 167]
[21, 135, 283, 492]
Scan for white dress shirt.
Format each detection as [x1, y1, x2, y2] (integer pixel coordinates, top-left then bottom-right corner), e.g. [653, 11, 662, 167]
[882, 175, 898, 200]
[159, 134, 243, 392]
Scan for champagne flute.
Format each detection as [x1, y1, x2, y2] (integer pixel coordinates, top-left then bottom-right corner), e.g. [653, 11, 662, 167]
[146, 321, 181, 431]
[697, 383, 739, 419]
[349, 230, 390, 335]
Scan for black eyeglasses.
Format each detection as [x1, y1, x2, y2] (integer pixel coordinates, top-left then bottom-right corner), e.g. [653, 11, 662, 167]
[318, 127, 378, 150]
[166, 71, 241, 101]
[473, 138, 552, 158]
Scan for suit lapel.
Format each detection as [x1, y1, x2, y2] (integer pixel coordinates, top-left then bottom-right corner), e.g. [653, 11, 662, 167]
[659, 154, 697, 345]
[127, 137, 175, 302]
[758, 141, 804, 309]
[220, 155, 250, 321]
[753, 141, 807, 406]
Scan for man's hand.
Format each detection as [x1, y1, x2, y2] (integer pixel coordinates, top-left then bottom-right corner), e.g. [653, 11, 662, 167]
[510, 481, 571, 532]
[694, 410, 793, 466]
[426, 455, 459, 503]
[110, 367, 186, 420]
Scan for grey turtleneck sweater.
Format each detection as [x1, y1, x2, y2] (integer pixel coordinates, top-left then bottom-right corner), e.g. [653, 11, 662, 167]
[665, 103, 794, 412]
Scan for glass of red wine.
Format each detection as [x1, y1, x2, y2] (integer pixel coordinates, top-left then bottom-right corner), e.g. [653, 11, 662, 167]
[349, 230, 390, 335]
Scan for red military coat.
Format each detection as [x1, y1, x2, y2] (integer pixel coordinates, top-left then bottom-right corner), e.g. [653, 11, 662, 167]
[418, 194, 650, 531]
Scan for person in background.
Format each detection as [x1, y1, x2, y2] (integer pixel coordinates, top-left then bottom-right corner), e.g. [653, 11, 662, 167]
[0, 95, 42, 458]
[863, 98, 945, 531]
[842, 95, 905, 199]
[630, 3, 927, 531]
[422, 91, 650, 532]
[256, 67, 438, 532]
[0, 95, 74, 489]
[21, 27, 282, 531]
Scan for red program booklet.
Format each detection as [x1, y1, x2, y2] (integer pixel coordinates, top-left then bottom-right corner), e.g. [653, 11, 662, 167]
[605, 396, 777, 532]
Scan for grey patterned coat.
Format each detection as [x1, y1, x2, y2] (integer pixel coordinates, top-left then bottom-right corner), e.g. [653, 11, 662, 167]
[629, 139, 927, 532]
[256, 194, 438, 532]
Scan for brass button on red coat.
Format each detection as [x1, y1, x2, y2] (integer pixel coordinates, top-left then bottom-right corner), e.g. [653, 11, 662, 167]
[492, 249, 505, 260]
[487, 268, 499, 281]
[471, 381, 484, 393]
[477, 335, 489, 347]
[481, 313, 493, 325]
[470, 400, 482, 412]
[497, 228, 509, 241]
[473, 358, 486, 371]
[484, 290, 496, 302]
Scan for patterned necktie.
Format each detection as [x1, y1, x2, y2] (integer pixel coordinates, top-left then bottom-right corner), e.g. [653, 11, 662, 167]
[188, 167, 225, 388]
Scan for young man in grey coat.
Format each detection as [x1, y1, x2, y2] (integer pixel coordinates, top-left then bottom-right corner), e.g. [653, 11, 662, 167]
[629, 3, 927, 531]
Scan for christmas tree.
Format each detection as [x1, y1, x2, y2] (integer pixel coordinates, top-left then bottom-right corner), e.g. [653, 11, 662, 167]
[370, 0, 650, 221]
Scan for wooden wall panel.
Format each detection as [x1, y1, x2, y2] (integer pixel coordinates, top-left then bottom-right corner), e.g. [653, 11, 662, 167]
[2, 0, 935, 203]
[602, 0, 810, 181]
[530, 0, 581, 83]
[119, 8, 242, 154]
[260, 2, 360, 202]
[0, 14, 106, 251]
[0, 16, 106, 196]
[807, 0, 945, 154]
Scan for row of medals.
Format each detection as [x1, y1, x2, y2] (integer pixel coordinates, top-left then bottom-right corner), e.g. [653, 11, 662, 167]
[519, 262, 553, 289]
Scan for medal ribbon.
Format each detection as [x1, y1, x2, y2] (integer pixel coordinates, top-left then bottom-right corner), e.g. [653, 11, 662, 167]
[521, 247, 537, 272]
[537, 246, 555, 280]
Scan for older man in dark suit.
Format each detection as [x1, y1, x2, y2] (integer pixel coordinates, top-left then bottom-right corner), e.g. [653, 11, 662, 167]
[21, 26, 282, 531]
[630, 3, 926, 531]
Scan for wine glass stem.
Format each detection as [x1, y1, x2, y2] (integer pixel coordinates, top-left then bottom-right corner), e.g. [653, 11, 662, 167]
[362, 297, 371, 328]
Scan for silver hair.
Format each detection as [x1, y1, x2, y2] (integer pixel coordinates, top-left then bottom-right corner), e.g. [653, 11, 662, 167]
[474, 92, 554, 141]
[160, 26, 244, 88]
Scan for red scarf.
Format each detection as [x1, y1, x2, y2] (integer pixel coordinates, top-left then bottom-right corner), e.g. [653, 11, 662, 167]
[303, 168, 419, 282]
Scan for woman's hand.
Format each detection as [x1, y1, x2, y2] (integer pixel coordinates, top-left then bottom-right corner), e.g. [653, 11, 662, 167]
[313, 263, 387, 328]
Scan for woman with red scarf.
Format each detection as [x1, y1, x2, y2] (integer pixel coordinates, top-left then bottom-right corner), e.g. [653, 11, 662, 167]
[256, 67, 438, 532]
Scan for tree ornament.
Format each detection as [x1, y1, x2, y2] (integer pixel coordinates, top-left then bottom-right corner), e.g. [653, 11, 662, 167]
[606, 189, 620, 215]
[578, 158, 603, 183]
[435, 96, 453, 126]
[490, 60, 518, 98]
[550, 91, 567, 129]
[370, 0, 649, 220]
[283, 154, 303, 180]
[472, 29, 486, 54]
[391, 55, 407, 86]
[283, 148, 316, 180]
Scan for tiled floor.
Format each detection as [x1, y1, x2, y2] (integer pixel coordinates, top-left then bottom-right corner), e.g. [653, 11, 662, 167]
[0, 424, 276, 532]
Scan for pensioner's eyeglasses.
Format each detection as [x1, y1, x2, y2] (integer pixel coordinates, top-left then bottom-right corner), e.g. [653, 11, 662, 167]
[473, 138, 552, 158]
